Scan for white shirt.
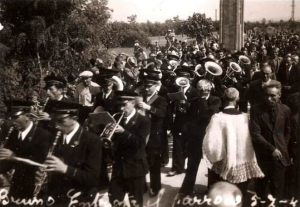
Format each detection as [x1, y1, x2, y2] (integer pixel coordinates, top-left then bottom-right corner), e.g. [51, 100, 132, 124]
[64, 122, 80, 145]
[20, 121, 33, 141]
[124, 108, 136, 125]
[75, 82, 100, 106]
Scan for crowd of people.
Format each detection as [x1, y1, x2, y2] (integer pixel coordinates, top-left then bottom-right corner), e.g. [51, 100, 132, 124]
[0, 30, 300, 207]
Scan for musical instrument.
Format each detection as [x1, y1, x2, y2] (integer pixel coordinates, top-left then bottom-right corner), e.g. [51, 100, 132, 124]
[194, 62, 223, 78]
[175, 77, 189, 89]
[0, 127, 14, 148]
[169, 60, 180, 71]
[221, 62, 242, 83]
[100, 111, 125, 149]
[33, 130, 62, 197]
[238, 55, 251, 65]
[111, 76, 124, 91]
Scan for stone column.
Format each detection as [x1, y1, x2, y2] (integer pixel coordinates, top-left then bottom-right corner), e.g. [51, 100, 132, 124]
[219, 0, 244, 51]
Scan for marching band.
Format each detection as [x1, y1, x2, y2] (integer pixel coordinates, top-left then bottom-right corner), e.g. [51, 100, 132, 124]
[0, 31, 300, 207]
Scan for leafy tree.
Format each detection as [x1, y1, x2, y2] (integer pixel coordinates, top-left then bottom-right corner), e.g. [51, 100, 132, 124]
[127, 14, 137, 24]
[0, 0, 113, 110]
[181, 13, 215, 42]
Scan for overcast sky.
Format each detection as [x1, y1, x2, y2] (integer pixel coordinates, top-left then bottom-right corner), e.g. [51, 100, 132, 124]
[107, 0, 300, 23]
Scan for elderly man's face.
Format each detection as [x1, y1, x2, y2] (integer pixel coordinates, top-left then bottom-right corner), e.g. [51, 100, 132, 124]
[264, 87, 281, 107]
[197, 82, 211, 97]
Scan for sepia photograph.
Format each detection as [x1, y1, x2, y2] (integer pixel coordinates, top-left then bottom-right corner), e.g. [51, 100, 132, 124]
[0, 0, 299, 206]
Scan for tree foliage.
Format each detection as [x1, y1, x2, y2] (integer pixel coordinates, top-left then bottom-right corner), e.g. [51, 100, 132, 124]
[180, 13, 215, 42]
[0, 0, 113, 109]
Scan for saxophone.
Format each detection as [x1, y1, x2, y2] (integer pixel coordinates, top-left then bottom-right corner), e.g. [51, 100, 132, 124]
[33, 130, 62, 197]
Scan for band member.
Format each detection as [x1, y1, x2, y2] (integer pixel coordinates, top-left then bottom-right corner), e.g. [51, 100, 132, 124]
[250, 80, 290, 203]
[138, 77, 167, 197]
[94, 74, 118, 115]
[168, 69, 199, 176]
[44, 75, 74, 102]
[203, 88, 263, 201]
[0, 100, 52, 199]
[41, 100, 102, 205]
[180, 79, 221, 196]
[108, 90, 151, 207]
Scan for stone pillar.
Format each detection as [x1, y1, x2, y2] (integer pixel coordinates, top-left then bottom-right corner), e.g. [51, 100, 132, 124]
[219, 0, 244, 51]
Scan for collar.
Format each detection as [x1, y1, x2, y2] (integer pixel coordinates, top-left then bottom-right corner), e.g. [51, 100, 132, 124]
[124, 108, 136, 124]
[262, 79, 271, 86]
[156, 84, 162, 92]
[64, 122, 80, 145]
[224, 106, 235, 109]
[20, 121, 33, 140]
[205, 94, 210, 100]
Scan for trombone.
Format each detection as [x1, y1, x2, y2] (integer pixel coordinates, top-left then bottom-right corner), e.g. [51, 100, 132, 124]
[100, 111, 125, 149]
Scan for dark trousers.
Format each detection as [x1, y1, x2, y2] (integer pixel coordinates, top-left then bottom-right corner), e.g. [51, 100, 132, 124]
[171, 131, 187, 173]
[160, 125, 169, 165]
[109, 176, 145, 207]
[255, 160, 286, 201]
[180, 150, 202, 195]
[146, 148, 162, 192]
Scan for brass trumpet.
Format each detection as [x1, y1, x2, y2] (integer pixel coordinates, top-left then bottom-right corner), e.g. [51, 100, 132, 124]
[221, 62, 242, 83]
[100, 111, 125, 149]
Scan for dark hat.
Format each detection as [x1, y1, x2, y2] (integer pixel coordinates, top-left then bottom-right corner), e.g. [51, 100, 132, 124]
[139, 69, 162, 81]
[143, 77, 159, 86]
[94, 74, 114, 86]
[100, 68, 120, 76]
[175, 67, 194, 78]
[115, 90, 140, 103]
[44, 75, 67, 89]
[5, 99, 34, 117]
[156, 53, 164, 59]
[46, 100, 82, 119]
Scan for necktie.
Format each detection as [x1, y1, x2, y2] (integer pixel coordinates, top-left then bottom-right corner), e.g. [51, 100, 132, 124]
[18, 132, 22, 140]
[269, 107, 276, 125]
[286, 68, 290, 82]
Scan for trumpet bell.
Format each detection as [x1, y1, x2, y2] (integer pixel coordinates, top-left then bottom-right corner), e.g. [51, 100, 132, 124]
[204, 61, 223, 76]
[239, 55, 251, 65]
[229, 62, 242, 73]
[112, 76, 124, 91]
[175, 77, 189, 87]
[169, 60, 179, 71]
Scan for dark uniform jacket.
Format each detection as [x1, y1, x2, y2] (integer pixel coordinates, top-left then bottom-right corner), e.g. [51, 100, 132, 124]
[48, 126, 102, 203]
[250, 103, 291, 166]
[145, 95, 167, 149]
[112, 112, 151, 179]
[0, 124, 52, 199]
[94, 91, 117, 114]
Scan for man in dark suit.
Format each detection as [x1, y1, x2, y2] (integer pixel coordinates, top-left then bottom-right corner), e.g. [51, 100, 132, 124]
[108, 91, 151, 207]
[168, 69, 199, 176]
[250, 80, 291, 202]
[179, 79, 221, 196]
[277, 55, 297, 104]
[42, 100, 102, 206]
[269, 47, 283, 75]
[248, 66, 274, 107]
[137, 77, 167, 197]
[0, 100, 52, 200]
[94, 74, 118, 115]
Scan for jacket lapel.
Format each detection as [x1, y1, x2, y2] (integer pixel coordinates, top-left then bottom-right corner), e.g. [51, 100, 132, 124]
[24, 123, 37, 142]
[261, 110, 274, 132]
[68, 126, 83, 148]
[125, 112, 138, 129]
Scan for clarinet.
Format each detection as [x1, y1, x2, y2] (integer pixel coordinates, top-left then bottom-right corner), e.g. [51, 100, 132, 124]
[0, 127, 14, 148]
[33, 130, 62, 197]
